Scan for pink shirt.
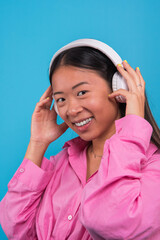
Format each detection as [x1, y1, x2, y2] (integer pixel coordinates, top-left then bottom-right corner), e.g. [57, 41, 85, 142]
[0, 115, 160, 240]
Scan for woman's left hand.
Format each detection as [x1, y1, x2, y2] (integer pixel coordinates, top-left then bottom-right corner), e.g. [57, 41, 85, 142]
[108, 61, 145, 118]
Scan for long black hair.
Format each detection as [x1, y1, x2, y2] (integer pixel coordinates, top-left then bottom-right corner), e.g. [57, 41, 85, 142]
[49, 47, 160, 148]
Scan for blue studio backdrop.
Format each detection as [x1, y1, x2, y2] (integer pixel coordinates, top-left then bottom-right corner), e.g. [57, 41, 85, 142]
[0, 1, 160, 239]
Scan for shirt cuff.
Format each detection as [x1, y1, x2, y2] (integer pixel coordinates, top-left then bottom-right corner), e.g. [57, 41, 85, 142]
[115, 115, 153, 148]
[8, 158, 54, 192]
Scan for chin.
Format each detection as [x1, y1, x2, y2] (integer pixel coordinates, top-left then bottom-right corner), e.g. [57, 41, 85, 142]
[78, 133, 98, 142]
[79, 136, 92, 142]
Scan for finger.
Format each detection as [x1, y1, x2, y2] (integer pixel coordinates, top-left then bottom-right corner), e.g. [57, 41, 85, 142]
[117, 63, 130, 81]
[117, 62, 141, 92]
[122, 61, 139, 80]
[117, 64, 136, 91]
[45, 96, 53, 109]
[108, 88, 130, 101]
[135, 67, 145, 91]
[109, 87, 144, 101]
[35, 97, 51, 113]
[123, 61, 144, 91]
[40, 85, 52, 101]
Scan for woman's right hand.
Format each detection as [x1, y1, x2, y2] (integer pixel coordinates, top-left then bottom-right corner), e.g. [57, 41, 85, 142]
[30, 85, 68, 146]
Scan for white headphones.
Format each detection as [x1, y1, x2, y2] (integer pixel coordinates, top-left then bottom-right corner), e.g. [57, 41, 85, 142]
[49, 39, 128, 115]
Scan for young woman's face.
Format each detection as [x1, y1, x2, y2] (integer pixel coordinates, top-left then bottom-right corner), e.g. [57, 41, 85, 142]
[52, 65, 121, 142]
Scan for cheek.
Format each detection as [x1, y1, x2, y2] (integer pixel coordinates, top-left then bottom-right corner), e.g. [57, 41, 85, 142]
[94, 97, 119, 119]
[58, 108, 72, 126]
[87, 98, 98, 107]
[88, 94, 108, 111]
[88, 92, 104, 105]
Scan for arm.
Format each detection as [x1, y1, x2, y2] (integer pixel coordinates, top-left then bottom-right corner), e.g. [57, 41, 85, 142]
[25, 85, 68, 167]
[80, 59, 159, 239]
[0, 157, 54, 240]
[80, 115, 160, 239]
[0, 86, 68, 239]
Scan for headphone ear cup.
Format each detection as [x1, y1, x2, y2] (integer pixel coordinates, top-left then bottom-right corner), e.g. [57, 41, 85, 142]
[52, 94, 59, 115]
[54, 101, 59, 115]
[112, 72, 128, 103]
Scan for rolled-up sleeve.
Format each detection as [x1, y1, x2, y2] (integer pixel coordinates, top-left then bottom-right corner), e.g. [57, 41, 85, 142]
[0, 157, 54, 240]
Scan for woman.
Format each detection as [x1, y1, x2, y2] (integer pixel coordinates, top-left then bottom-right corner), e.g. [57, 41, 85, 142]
[0, 39, 160, 239]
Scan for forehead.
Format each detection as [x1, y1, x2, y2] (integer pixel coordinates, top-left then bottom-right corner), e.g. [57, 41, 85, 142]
[51, 65, 108, 89]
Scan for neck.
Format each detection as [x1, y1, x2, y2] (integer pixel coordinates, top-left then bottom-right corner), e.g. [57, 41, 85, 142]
[90, 139, 105, 158]
[90, 124, 117, 157]
[86, 118, 120, 180]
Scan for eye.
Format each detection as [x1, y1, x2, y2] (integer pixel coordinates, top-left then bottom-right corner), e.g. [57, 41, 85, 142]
[56, 97, 65, 103]
[77, 90, 88, 96]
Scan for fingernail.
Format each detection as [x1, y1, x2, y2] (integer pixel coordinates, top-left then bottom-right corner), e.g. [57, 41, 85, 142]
[46, 97, 50, 100]
[117, 64, 122, 67]
[124, 60, 127, 63]
[137, 67, 140, 71]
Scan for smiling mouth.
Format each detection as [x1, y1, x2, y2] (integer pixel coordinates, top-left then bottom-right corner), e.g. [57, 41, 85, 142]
[74, 117, 93, 127]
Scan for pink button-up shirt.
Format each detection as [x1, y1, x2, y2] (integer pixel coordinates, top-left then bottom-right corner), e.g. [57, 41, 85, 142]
[0, 115, 160, 240]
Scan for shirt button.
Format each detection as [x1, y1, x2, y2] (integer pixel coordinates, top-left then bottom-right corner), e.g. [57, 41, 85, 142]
[19, 168, 25, 173]
[68, 215, 72, 221]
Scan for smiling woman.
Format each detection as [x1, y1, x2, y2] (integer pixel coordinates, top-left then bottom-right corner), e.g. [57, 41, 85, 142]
[0, 39, 160, 240]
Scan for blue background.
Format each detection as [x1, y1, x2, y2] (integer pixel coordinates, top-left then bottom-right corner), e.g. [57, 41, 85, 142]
[0, 1, 160, 239]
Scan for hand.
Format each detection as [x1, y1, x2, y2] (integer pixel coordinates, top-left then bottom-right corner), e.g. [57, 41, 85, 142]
[108, 61, 145, 118]
[30, 85, 68, 146]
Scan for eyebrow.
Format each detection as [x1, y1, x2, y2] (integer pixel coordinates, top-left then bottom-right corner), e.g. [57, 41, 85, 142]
[53, 81, 89, 96]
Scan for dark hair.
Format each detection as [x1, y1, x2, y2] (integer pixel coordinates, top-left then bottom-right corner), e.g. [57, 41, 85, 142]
[49, 47, 160, 148]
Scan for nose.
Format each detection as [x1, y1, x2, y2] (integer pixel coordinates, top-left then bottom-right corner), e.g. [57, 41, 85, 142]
[67, 99, 83, 117]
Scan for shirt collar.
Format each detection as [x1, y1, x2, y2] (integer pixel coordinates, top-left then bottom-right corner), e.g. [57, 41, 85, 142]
[63, 137, 89, 154]
[63, 137, 90, 186]
[63, 135, 158, 160]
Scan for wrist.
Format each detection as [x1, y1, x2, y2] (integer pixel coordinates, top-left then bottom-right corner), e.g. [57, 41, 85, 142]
[25, 140, 49, 167]
[29, 138, 50, 150]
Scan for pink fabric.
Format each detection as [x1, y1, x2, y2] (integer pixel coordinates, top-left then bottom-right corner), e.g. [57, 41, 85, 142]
[0, 115, 160, 240]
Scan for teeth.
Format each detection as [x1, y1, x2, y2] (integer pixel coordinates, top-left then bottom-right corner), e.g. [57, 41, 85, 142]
[75, 118, 92, 127]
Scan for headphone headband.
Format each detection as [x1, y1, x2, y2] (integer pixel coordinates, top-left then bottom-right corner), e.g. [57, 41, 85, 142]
[49, 38, 123, 74]
[50, 39, 128, 105]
